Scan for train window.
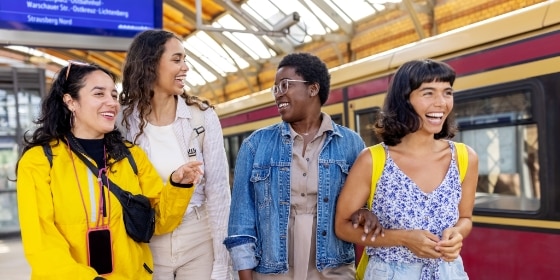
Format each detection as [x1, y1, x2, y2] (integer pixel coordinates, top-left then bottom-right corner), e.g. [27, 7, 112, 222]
[224, 132, 253, 187]
[454, 90, 540, 213]
[331, 114, 343, 126]
[355, 107, 382, 147]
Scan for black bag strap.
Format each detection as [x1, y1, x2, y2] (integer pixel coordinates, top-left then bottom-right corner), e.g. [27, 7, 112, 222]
[67, 144, 130, 201]
[42, 143, 138, 175]
[41, 143, 133, 200]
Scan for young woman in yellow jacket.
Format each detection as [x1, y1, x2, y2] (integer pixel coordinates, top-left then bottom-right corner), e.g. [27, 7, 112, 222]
[16, 61, 204, 280]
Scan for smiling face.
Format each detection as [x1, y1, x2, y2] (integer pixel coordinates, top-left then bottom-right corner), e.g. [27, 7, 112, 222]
[153, 37, 189, 96]
[408, 81, 454, 135]
[273, 66, 319, 123]
[64, 70, 119, 139]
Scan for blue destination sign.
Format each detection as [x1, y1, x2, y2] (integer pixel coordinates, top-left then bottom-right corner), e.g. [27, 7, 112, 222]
[0, 0, 162, 38]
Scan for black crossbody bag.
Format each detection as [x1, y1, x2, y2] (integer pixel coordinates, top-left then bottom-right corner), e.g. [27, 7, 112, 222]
[43, 144, 156, 243]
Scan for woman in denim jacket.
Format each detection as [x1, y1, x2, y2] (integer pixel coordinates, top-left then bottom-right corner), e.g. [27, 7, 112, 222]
[224, 53, 366, 280]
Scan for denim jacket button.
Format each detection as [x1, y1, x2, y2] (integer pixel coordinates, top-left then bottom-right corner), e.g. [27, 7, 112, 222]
[323, 197, 329, 202]
[321, 230, 327, 236]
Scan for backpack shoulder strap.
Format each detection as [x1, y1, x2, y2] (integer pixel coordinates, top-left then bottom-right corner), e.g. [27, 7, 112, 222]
[367, 144, 386, 209]
[42, 144, 53, 167]
[454, 142, 469, 183]
[188, 105, 206, 155]
[125, 149, 138, 175]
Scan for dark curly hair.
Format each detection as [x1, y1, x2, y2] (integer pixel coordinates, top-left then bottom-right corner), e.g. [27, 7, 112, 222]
[277, 52, 331, 105]
[375, 59, 457, 146]
[119, 29, 212, 143]
[17, 62, 128, 173]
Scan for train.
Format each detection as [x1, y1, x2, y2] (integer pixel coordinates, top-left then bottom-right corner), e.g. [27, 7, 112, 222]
[215, 1, 560, 279]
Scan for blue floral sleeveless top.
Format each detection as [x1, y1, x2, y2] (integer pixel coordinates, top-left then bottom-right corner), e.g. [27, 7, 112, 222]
[365, 141, 462, 279]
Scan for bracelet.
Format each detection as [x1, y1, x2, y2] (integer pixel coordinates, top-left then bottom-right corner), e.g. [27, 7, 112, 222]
[169, 171, 194, 188]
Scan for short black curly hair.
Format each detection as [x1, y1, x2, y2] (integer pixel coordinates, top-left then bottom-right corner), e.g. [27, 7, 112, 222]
[277, 52, 330, 105]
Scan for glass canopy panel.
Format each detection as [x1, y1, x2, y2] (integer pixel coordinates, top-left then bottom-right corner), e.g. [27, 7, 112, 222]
[215, 15, 275, 60]
[241, 0, 279, 30]
[324, 0, 402, 22]
[184, 31, 240, 74]
[328, 0, 377, 21]
[301, 0, 339, 32]
[186, 59, 214, 86]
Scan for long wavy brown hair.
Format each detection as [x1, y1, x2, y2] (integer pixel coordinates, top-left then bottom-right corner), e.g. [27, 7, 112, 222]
[119, 29, 212, 143]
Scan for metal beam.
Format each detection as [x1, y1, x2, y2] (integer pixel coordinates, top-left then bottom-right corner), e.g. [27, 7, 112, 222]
[168, 0, 261, 96]
[195, 0, 286, 37]
[166, 0, 260, 69]
[402, 0, 427, 39]
[203, 32, 258, 93]
[166, 0, 198, 27]
[206, 32, 261, 68]
[216, 40, 255, 93]
[188, 62, 219, 101]
[184, 49, 226, 83]
[210, 0, 294, 54]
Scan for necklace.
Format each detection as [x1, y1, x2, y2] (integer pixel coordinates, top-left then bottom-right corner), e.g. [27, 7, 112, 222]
[293, 126, 318, 136]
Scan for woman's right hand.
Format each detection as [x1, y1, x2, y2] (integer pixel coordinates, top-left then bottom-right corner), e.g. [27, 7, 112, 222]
[403, 229, 443, 259]
[171, 161, 204, 185]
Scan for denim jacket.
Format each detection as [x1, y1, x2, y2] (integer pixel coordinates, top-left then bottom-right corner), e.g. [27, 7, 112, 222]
[224, 118, 365, 274]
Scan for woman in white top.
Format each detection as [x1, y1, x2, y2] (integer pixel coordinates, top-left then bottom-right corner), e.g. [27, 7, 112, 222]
[119, 29, 232, 280]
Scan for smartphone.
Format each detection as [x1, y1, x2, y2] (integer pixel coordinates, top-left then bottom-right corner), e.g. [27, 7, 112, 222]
[87, 228, 113, 275]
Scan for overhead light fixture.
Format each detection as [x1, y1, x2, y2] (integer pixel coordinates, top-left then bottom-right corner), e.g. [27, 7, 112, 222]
[272, 12, 300, 32]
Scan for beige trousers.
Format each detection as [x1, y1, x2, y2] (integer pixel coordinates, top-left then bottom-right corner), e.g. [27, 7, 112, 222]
[150, 204, 214, 280]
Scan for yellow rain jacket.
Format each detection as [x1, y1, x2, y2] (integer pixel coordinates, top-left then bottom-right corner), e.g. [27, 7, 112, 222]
[17, 141, 194, 280]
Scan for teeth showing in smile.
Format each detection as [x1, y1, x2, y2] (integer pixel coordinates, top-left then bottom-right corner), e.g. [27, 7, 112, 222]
[278, 103, 288, 109]
[101, 112, 115, 117]
[427, 112, 443, 118]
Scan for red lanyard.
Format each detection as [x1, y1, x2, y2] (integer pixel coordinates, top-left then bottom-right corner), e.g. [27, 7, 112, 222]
[69, 144, 111, 229]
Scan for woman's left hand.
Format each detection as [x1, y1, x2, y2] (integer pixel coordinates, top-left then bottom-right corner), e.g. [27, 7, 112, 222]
[435, 227, 463, 262]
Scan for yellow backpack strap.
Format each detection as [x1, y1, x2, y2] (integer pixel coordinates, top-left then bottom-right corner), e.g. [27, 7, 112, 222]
[357, 144, 386, 280]
[454, 142, 469, 183]
[367, 144, 386, 209]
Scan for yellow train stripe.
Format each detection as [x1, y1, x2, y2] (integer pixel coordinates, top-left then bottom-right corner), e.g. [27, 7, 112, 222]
[473, 215, 560, 230]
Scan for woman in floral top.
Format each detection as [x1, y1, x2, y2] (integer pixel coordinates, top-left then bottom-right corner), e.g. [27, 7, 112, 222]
[335, 59, 479, 280]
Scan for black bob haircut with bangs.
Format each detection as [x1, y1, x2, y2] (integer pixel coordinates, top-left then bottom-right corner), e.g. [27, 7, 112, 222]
[375, 59, 457, 146]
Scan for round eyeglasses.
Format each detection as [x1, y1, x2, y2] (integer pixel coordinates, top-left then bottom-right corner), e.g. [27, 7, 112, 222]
[271, 79, 309, 97]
